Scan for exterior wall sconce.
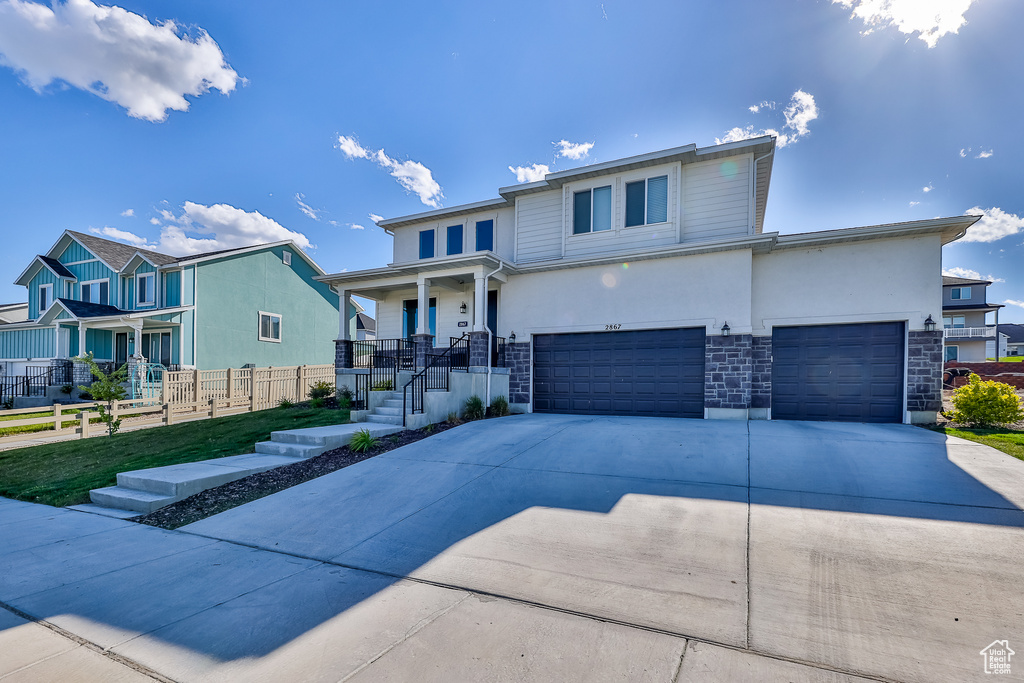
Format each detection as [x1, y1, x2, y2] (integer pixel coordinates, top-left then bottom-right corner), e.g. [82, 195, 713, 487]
[460, 301, 467, 314]
[721, 322, 730, 337]
[509, 331, 516, 344]
[924, 315, 936, 332]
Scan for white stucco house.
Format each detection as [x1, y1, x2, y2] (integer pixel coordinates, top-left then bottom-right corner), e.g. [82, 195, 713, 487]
[319, 136, 977, 425]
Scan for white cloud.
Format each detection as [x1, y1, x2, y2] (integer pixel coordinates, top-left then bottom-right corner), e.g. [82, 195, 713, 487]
[348, 224, 365, 230]
[976, 149, 993, 159]
[120, 208, 134, 217]
[369, 213, 384, 223]
[109, 201, 312, 255]
[336, 135, 443, 208]
[508, 163, 550, 183]
[716, 90, 818, 149]
[909, 201, 920, 206]
[961, 206, 1024, 243]
[942, 266, 1004, 282]
[295, 193, 320, 221]
[923, 184, 933, 192]
[1004, 299, 1024, 310]
[0, 0, 239, 122]
[832, 0, 977, 48]
[554, 140, 594, 160]
[959, 148, 967, 158]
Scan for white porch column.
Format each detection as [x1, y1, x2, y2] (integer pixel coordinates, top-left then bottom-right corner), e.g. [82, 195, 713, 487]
[473, 274, 487, 332]
[416, 279, 431, 335]
[337, 289, 351, 341]
[78, 323, 87, 358]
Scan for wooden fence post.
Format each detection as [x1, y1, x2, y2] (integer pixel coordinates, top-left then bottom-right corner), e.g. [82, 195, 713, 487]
[164, 402, 174, 426]
[226, 367, 234, 399]
[193, 369, 201, 405]
[162, 373, 170, 404]
[53, 403, 62, 432]
[250, 370, 258, 413]
[79, 411, 90, 439]
[210, 397, 218, 419]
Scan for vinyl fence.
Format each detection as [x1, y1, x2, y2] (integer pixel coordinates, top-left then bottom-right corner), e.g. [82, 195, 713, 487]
[161, 364, 334, 410]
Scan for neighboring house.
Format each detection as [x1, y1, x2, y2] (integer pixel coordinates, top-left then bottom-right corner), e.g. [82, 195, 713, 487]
[356, 312, 376, 341]
[319, 136, 978, 424]
[941, 275, 1003, 362]
[0, 303, 28, 324]
[999, 323, 1024, 356]
[0, 231, 355, 376]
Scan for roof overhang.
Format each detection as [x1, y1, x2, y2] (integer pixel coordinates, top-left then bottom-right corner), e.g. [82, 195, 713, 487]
[175, 240, 328, 277]
[316, 253, 515, 298]
[773, 215, 980, 250]
[375, 198, 511, 230]
[14, 256, 78, 287]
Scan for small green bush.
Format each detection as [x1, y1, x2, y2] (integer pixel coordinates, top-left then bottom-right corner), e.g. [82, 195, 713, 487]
[446, 411, 461, 425]
[489, 395, 510, 417]
[349, 428, 379, 453]
[338, 385, 353, 401]
[309, 397, 324, 409]
[464, 395, 485, 421]
[309, 380, 334, 401]
[278, 397, 294, 409]
[945, 374, 1024, 428]
[372, 379, 394, 391]
[60, 384, 75, 398]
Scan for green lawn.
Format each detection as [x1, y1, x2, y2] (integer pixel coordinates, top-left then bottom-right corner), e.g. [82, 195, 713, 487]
[986, 357, 1024, 362]
[0, 406, 350, 507]
[931, 426, 1024, 462]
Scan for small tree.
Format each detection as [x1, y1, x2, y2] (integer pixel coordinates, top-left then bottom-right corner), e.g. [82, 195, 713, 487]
[74, 353, 127, 436]
[946, 373, 1024, 428]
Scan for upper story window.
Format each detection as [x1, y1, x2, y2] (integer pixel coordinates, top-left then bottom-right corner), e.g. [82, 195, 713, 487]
[573, 185, 612, 234]
[950, 287, 972, 300]
[136, 272, 155, 306]
[446, 224, 463, 256]
[258, 311, 282, 342]
[81, 279, 108, 305]
[475, 219, 494, 251]
[38, 283, 52, 316]
[625, 175, 668, 227]
[943, 315, 966, 328]
[419, 229, 435, 259]
[282, 251, 292, 266]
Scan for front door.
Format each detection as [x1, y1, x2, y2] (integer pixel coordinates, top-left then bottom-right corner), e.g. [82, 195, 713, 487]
[115, 333, 128, 367]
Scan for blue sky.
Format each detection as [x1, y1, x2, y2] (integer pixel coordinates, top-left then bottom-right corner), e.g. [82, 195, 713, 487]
[0, 0, 1021, 322]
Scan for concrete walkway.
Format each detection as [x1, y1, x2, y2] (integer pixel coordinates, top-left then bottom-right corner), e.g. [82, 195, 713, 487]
[1, 416, 1022, 681]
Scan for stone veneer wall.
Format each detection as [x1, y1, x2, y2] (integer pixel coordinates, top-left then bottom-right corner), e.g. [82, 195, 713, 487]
[704, 335, 752, 410]
[334, 339, 353, 370]
[506, 342, 531, 404]
[907, 330, 943, 411]
[751, 336, 772, 409]
[468, 332, 489, 367]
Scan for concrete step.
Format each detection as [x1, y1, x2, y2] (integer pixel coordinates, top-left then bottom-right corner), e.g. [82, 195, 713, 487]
[255, 440, 325, 459]
[374, 406, 403, 417]
[365, 414, 403, 425]
[90, 486, 177, 514]
[383, 399, 405, 409]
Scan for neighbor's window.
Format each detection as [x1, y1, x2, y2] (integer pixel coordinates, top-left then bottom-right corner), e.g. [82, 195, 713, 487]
[951, 287, 972, 300]
[258, 311, 282, 342]
[625, 175, 668, 227]
[136, 273, 155, 306]
[81, 279, 109, 305]
[475, 219, 494, 251]
[419, 229, 435, 259]
[282, 251, 292, 266]
[573, 185, 612, 234]
[447, 224, 463, 256]
[38, 283, 53, 316]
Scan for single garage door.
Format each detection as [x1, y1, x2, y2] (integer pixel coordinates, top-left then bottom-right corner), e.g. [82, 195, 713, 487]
[533, 328, 705, 418]
[771, 321, 905, 423]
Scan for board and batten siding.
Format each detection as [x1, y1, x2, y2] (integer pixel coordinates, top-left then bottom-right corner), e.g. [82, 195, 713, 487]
[58, 241, 96, 265]
[0, 327, 55, 359]
[515, 191, 563, 263]
[682, 155, 752, 242]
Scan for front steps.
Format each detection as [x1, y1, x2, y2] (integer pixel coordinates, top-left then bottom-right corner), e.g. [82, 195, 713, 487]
[364, 392, 412, 426]
[81, 422, 403, 516]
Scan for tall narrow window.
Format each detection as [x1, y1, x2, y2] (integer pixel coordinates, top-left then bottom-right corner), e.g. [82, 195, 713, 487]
[136, 273, 155, 306]
[258, 312, 282, 342]
[475, 219, 494, 251]
[38, 284, 52, 316]
[447, 224, 463, 255]
[573, 186, 612, 234]
[419, 230, 435, 259]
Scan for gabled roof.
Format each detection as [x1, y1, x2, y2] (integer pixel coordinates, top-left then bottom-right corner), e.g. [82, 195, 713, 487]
[942, 275, 990, 286]
[39, 256, 75, 278]
[14, 254, 78, 286]
[998, 323, 1024, 343]
[356, 312, 376, 333]
[65, 231, 176, 270]
[55, 298, 125, 318]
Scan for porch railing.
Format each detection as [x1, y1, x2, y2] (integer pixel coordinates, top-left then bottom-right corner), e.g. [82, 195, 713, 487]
[402, 334, 468, 426]
[492, 336, 507, 368]
[351, 338, 416, 411]
[944, 327, 996, 339]
[447, 336, 470, 372]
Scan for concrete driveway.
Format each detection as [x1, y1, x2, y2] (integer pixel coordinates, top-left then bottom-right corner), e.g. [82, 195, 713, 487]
[1, 415, 1023, 682]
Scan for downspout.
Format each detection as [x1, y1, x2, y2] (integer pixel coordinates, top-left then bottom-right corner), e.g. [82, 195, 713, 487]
[751, 147, 775, 233]
[482, 262, 504, 404]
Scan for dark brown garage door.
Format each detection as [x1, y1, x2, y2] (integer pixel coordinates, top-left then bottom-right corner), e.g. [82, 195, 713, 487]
[533, 328, 705, 418]
[771, 321, 905, 423]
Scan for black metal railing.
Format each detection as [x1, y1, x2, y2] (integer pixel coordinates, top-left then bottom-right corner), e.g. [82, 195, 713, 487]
[0, 377, 27, 404]
[25, 366, 56, 397]
[447, 336, 470, 372]
[353, 372, 370, 411]
[402, 335, 467, 425]
[492, 336, 507, 368]
[349, 339, 416, 412]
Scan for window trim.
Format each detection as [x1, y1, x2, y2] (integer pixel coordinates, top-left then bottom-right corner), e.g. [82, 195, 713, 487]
[258, 311, 282, 343]
[136, 272, 156, 306]
[951, 287, 972, 300]
[624, 174, 670, 228]
[419, 229, 436, 259]
[38, 283, 53, 317]
[945, 344, 959, 362]
[572, 184, 613, 235]
[81, 278, 109, 305]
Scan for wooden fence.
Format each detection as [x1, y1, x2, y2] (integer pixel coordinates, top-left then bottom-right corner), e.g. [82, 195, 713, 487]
[161, 364, 333, 410]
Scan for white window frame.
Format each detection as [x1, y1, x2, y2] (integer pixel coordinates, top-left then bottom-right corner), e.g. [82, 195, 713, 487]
[38, 283, 53, 317]
[571, 184, 613, 236]
[624, 174, 670, 228]
[282, 251, 292, 266]
[81, 278, 109, 305]
[945, 344, 959, 362]
[136, 272, 155, 306]
[951, 287, 972, 300]
[258, 311, 282, 343]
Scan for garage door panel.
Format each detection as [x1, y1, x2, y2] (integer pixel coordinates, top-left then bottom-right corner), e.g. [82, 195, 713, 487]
[772, 322, 905, 423]
[533, 328, 704, 418]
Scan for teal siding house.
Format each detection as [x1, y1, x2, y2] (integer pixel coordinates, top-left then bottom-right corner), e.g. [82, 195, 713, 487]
[0, 231, 354, 374]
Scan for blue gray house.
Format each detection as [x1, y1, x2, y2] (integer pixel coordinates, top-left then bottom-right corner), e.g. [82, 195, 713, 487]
[0, 231, 354, 380]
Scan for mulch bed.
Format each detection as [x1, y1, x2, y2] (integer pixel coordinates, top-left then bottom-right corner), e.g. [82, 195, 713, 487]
[937, 388, 1024, 430]
[134, 420, 459, 530]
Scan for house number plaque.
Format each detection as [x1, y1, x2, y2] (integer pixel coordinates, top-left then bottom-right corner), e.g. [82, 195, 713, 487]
[458, 321, 468, 327]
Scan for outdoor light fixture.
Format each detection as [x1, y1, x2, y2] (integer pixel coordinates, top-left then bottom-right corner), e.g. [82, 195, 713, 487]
[721, 322, 730, 337]
[460, 301, 467, 314]
[509, 331, 516, 344]
[924, 315, 936, 332]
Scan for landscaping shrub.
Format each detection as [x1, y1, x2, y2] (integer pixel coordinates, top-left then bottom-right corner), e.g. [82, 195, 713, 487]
[464, 395, 485, 421]
[308, 380, 334, 401]
[945, 373, 1024, 428]
[60, 384, 75, 400]
[278, 397, 294, 409]
[349, 428, 379, 453]
[74, 353, 126, 437]
[489, 395, 510, 417]
[446, 411, 462, 425]
[309, 397, 324, 409]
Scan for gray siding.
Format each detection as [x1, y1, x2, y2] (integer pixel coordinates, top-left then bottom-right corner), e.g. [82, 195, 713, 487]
[515, 191, 563, 262]
[682, 157, 751, 241]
